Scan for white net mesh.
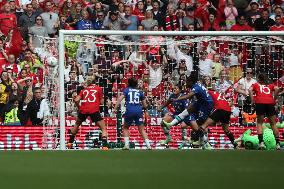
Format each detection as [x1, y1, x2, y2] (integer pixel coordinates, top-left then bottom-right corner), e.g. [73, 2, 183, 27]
[49, 32, 284, 149]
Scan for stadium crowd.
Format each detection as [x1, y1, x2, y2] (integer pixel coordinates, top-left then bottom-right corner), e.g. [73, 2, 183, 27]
[0, 0, 283, 128]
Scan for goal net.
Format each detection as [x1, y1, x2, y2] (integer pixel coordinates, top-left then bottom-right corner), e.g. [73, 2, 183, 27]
[39, 31, 284, 150]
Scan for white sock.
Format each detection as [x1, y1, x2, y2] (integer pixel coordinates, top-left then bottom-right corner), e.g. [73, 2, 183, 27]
[170, 109, 189, 126]
[179, 109, 189, 119]
[124, 137, 129, 147]
[145, 139, 151, 148]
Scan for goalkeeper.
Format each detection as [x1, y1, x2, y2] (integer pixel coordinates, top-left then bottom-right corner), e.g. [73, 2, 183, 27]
[234, 126, 278, 150]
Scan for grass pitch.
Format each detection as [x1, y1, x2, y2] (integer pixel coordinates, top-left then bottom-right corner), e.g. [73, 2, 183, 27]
[0, 150, 283, 189]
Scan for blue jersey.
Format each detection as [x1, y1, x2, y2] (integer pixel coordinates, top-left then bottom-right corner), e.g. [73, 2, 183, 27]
[123, 87, 145, 115]
[169, 93, 188, 115]
[191, 83, 213, 105]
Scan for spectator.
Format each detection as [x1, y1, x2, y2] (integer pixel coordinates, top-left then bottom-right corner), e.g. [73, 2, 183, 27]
[31, 0, 44, 17]
[118, 2, 125, 17]
[65, 71, 80, 102]
[198, 51, 214, 78]
[8, 82, 22, 103]
[60, 0, 74, 17]
[227, 47, 242, 82]
[270, 15, 284, 31]
[0, 2, 23, 57]
[2, 97, 21, 126]
[40, 1, 60, 37]
[92, 11, 105, 30]
[19, 49, 44, 75]
[2, 54, 19, 77]
[133, 1, 146, 23]
[254, 9, 276, 31]
[215, 70, 233, 94]
[103, 11, 130, 40]
[231, 15, 253, 31]
[29, 15, 49, 49]
[203, 12, 220, 31]
[16, 69, 29, 90]
[0, 70, 13, 114]
[152, 0, 165, 28]
[66, 2, 83, 29]
[143, 58, 163, 95]
[212, 53, 223, 79]
[141, 10, 158, 31]
[25, 87, 44, 125]
[164, 3, 178, 31]
[224, 0, 238, 30]
[128, 45, 146, 69]
[246, 0, 261, 26]
[270, 6, 283, 21]
[124, 5, 138, 32]
[0, 39, 9, 73]
[236, 68, 257, 108]
[183, 6, 203, 31]
[76, 10, 94, 30]
[87, 1, 109, 19]
[18, 3, 37, 41]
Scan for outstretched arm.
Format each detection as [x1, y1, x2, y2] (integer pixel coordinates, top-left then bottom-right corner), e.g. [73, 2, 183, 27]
[175, 92, 195, 101]
[114, 94, 125, 113]
[73, 95, 81, 109]
[248, 87, 254, 104]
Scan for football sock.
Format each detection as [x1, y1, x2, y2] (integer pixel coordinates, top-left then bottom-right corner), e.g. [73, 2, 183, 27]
[275, 137, 280, 144]
[178, 109, 189, 120]
[124, 137, 130, 147]
[191, 130, 199, 142]
[196, 127, 205, 138]
[258, 134, 264, 143]
[68, 134, 75, 144]
[101, 136, 108, 147]
[145, 139, 151, 148]
[181, 128, 187, 141]
[225, 131, 235, 145]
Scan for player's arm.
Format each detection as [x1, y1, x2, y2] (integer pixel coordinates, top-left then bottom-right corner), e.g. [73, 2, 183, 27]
[273, 86, 279, 102]
[73, 95, 81, 109]
[175, 91, 195, 101]
[113, 94, 125, 112]
[236, 83, 248, 96]
[158, 98, 172, 112]
[248, 86, 254, 104]
[142, 98, 148, 111]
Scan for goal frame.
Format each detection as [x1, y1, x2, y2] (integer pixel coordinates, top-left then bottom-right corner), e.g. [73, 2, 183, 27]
[58, 30, 284, 150]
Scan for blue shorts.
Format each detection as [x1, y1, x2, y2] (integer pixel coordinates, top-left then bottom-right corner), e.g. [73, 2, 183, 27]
[192, 101, 213, 122]
[124, 113, 144, 126]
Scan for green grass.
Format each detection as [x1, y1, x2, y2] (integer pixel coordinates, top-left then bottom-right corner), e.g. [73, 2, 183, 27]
[0, 150, 283, 189]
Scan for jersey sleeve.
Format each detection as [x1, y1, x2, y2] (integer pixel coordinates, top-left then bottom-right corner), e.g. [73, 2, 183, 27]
[191, 85, 198, 95]
[123, 88, 128, 97]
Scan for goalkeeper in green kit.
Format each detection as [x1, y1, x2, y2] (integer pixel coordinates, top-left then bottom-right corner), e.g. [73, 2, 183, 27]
[234, 127, 277, 150]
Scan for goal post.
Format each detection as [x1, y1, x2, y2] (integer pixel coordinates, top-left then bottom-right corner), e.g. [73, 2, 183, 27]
[58, 30, 284, 150]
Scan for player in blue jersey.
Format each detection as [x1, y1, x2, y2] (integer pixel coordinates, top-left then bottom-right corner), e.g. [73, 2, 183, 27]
[163, 72, 214, 143]
[159, 85, 197, 148]
[114, 78, 151, 150]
